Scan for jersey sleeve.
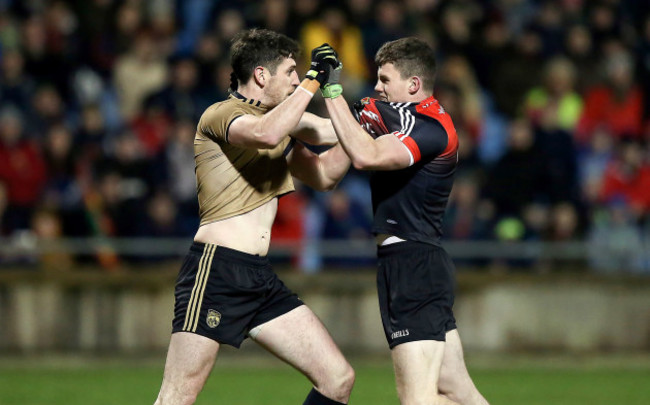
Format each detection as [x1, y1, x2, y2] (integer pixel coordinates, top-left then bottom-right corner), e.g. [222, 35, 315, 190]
[390, 115, 450, 165]
[352, 98, 389, 139]
[373, 101, 452, 166]
[197, 103, 246, 143]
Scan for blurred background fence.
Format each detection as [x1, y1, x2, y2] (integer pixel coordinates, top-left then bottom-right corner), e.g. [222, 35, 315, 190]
[2, 238, 650, 354]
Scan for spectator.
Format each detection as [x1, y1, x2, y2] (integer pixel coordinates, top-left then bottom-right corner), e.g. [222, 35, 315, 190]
[21, 14, 72, 95]
[362, 0, 409, 65]
[489, 26, 544, 118]
[42, 124, 89, 237]
[599, 141, 650, 219]
[443, 175, 493, 241]
[588, 201, 646, 273]
[564, 24, 599, 92]
[0, 50, 36, 112]
[525, 57, 583, 132]
[136, 190, 186, 238]
[130, 97, 173, 158]
[31, 207, 73, 269]
[147, 56, 203, 121]
[301, 5, 369, 97]
[76, 103, 111, 162]
[437, 55, 484, 140]
[0, 106, 47, 232]
[259, 0, 291, 33]
[576, 50, 644, 144]
[28, 84, 70, 137]
[530, 0, 565, 57]
[320, 189, 373, 267]
[579, 127, 616, 207]
[113, 30, 168, 120]
[483, 118, 546, 219]
[156, 119, 198, 233]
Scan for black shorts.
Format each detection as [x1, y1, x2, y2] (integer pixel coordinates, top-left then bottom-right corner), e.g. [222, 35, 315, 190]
[172, 242, 304, 348]
[377, 241, 457, 349]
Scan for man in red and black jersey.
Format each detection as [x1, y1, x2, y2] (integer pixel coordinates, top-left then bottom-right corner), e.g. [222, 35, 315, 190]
[323, 38, 489, 404]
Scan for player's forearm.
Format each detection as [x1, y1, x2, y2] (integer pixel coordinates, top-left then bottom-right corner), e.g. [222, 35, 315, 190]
[318, 143, 351, 190]
[292, 113, 338, 146]
[325, 96, 380, 170]
[254, 79, 320, 147]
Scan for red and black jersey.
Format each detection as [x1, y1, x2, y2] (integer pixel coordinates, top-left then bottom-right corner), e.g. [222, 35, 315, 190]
[352, 96, 458, 245]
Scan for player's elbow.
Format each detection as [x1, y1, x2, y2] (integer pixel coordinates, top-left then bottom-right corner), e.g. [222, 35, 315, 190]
[318, 178, 340, 192]
[255, 133, 283, 149]
[351, 156, 374, 171]
[253, 128, 285, 149]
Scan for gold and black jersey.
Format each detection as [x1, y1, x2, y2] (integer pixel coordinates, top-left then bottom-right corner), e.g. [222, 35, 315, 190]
[194, 93, 294, 225]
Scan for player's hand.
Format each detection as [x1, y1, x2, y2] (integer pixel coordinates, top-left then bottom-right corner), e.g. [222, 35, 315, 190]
[321, 61, 343, 99]
[305, 43, 338, 85]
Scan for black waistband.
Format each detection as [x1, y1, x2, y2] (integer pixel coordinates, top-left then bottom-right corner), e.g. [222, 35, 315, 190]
[190, 242, 269, 266]
[377, 240, 440, 258]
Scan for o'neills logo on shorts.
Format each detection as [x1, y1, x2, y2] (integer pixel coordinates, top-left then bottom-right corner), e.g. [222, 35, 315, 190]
[391, 329, 409, 340]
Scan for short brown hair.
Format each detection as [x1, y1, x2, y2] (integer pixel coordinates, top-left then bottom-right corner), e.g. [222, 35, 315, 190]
[375, 37, 436, 92]
[230, 28, 300, 85]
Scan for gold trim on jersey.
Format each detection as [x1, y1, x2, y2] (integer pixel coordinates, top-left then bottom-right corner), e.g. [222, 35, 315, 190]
[182, 243, 217, 332]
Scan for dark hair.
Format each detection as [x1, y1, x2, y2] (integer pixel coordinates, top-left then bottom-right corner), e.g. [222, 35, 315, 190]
[375, 37, 437, 92]
[230, 28, 300, 88]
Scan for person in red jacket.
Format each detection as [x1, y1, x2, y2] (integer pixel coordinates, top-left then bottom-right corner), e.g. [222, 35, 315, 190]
[0, 107, 47, 231]
[599, 141, 650, 217]
[576, 50, 644, 145]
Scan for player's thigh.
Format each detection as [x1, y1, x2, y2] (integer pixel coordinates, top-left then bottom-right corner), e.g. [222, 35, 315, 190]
[391, 340, 446, 398]
[161, 332, 220, 388]
[438, 329, 473, 394]
[252, 305, 351, 384]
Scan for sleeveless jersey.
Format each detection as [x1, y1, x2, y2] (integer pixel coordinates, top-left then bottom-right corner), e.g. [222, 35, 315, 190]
[353, 96, 458, 245]
[194, 93, 294, 225]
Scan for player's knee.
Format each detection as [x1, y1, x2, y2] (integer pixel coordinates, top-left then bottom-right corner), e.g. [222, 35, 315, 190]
[156, 392, 199, 405]
[334, 362, 356, 396]
[439, 374, 477, 404]
[320, 362, 355, 400]
[398, 390, 440, 405]
[400, 397, 441, 405]
[339, 363, 355, 394]
[157, 379, 203, 405]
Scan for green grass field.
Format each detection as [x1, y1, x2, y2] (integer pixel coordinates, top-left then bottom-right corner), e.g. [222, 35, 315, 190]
[1, 353, 649, 404]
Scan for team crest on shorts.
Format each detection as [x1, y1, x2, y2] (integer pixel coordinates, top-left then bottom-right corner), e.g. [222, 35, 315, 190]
[206, 309, 221, 328]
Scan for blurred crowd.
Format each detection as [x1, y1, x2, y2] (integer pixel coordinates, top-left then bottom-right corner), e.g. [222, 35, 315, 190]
[0, 0, 649, 272]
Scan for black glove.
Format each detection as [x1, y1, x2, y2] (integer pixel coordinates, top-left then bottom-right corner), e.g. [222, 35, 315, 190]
[305, 43, 339, 85]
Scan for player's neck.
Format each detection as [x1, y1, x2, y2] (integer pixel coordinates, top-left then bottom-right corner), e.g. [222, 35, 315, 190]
[390, 90, 432, 104]
[407, 90, 433, 104]
[236, 83, 264, 103]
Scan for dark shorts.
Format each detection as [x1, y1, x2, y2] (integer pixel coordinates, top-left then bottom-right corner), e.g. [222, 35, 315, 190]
[172, 242, 304, 348]
[377, 241, 457, 349]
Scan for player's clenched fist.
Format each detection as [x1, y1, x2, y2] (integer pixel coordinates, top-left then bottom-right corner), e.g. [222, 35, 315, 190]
[321, 55, 343, 99]
[305, 43, 339, 85]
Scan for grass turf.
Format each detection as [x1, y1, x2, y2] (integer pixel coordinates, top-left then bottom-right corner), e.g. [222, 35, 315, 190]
[1, 355, 650, 404]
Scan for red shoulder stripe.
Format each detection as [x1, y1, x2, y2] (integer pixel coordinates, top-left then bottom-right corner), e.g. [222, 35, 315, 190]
[416, 97, 458, 158]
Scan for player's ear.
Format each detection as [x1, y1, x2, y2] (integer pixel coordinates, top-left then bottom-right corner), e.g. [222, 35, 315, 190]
[408, 76, 421, 94]
[253, 66, 265, 87]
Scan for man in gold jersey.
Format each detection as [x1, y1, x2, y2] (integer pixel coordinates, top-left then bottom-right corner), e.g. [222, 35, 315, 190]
[154, 30, 353, 405]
